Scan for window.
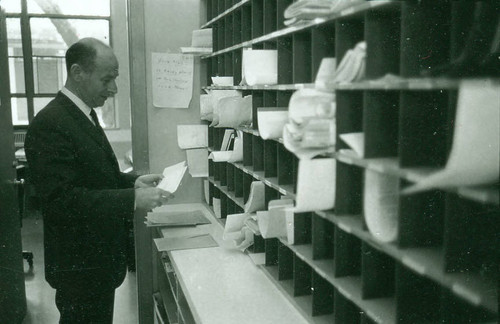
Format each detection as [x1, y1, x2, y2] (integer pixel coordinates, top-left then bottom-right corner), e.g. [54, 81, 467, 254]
[3, 0, 116, 128]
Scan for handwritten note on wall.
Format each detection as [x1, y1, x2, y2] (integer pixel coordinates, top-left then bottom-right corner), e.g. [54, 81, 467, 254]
[152, 53, 194, 108]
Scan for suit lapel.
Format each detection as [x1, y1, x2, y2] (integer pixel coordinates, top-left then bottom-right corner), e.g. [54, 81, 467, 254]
[58, 93, 120, 171]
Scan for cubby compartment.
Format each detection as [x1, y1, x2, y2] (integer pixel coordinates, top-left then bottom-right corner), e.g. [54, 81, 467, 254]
[443, 193, 499, 276]
[293, 256, 312, 297]
[335, 162, 363, 216]
[233, 8, 242, 45]
[400, 1, 451, 77]
[336, 90, 363, 150]
[252, 135, 264, 171]
[278, 241, 294, 281]
[242, 131, 253, 166]
[251, 90, 263, 129]
[334, 226, 361, 278]
[395, 265, 442, 323]
[263, 0, 277, 34]
[265, 237, 279, 266]
[311, 22, 336, 81]
[361, 243, 395, 300]
[234, 167, 244, 198]
[363, 91, 399, 158]
[242, 172, 253, 202]
[264, 185, 279, 209]
[218, 161, 227, 186]
[293, 30, 312, 83]
[398, 180, 444, 248]
[334, 290, 362, 324]
[276, 90, 293, 107]
[277, 36, 293, 84]
[364, 8, 401, 79]
[335, 17, 364, 63]
[251, 0, 264, 39]
[277, 144, 294, 186]
[294, 212, 312, 245]
[225, 16, 233, 48]
[440, 289, 497, 323]
[232, 49, 242, 84]
[263, 140, 277, 178]
[226, 163, 235, 191]
[241, 4, 252, 42]
[220, 194, 228, 218]
[399, 90, 450, 168]
[311, 213, 334, 265]
[311, 272, 334, 317]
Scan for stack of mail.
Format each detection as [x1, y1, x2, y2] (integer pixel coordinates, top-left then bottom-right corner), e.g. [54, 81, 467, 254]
[210, 95, 252, 128]
[146, 210, 211, 227]
[223, 213, 257, 251]
[316, 41, 366, 91]
[256, 199, 295, 244]
[283, 88, 336, 159]
[200, 89, 241, 122]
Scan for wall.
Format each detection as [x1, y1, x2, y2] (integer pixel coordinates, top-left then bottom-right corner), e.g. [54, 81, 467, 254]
[144, 0, 203, 203]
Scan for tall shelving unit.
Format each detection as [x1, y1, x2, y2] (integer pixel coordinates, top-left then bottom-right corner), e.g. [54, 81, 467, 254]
[200, 1, 499, 323]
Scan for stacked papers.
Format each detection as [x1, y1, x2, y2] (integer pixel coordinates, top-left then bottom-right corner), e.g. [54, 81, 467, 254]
[284, 0, 364, 26]
[146, 210, 210, 227]
[157, 161, 187, 193]
[154, 234, 218, 252]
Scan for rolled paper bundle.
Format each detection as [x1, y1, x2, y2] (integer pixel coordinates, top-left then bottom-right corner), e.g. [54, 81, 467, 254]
[216, 95, 253, 128]
[234, 226, 254, 252]
[257, 108, 288, 140]
[315, 58, 336, 90]
[223, 213, 250, 241]
[283, 122, 334, 159]
[363, 169, 399, 242]
[211, 76, 233, 86]
[339, 132, 365, 157]
[200, 94, 213, 121]
[242, 49, 278, 86]
[244, 181, 266, 213]
[208, 151, 233, 162]
[300, 118, 336, 148]
[288, 88, 335, 125]
[334, 41, 366, 83]
[295, 158, 336, 212]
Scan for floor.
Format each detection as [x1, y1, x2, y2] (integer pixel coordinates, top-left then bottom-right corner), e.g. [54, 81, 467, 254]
[20, 209, 139, 324]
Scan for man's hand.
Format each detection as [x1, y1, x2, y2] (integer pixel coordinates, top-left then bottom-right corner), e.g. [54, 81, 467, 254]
[135, 174, 163, 189]
[135, 187, 174, 210]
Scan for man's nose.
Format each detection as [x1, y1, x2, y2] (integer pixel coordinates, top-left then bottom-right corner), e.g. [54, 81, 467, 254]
[107, 80, 118, 96]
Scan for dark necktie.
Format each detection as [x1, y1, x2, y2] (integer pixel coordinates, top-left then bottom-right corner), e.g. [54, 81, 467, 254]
[89, 108, 101, 129]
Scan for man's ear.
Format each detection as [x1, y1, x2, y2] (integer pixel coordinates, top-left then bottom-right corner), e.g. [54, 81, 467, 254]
[70, 64, 85, 82]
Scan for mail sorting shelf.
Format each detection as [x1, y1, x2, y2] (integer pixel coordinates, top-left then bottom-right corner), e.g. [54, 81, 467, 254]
[200, 0, 499, 323]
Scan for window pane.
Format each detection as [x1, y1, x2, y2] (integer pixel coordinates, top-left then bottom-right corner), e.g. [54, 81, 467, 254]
[33, 56, 65, 94]
[6, 18, 22, 55]
[11, 97, 28, 125]
[2, 0, 21, 13]
[30, 18, 110, 56]
[9, 57, 25, 93]
[34, 97, 54, 115]
[27, 0, 110, 16]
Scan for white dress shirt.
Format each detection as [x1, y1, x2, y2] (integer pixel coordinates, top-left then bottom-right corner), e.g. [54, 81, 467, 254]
[60, 87, 96, 126]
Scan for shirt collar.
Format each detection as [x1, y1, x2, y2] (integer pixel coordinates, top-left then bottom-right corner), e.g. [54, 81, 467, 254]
[61, 87, 95, 125]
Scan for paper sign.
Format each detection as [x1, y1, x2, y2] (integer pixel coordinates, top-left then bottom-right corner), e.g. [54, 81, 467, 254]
[186, 149, 209, 177]
[177, 125, 208, 149]
[152, 53, 194, 108]
[157, 161, 187, 193]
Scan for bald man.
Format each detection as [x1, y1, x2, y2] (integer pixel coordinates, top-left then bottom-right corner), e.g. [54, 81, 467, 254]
[25, 38, 170, 323]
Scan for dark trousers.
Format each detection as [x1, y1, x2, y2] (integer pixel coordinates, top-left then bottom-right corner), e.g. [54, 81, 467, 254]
[55, 287, 115, 324]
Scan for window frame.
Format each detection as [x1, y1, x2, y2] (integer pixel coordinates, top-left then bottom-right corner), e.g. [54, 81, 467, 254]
[5, 0, 113, 127]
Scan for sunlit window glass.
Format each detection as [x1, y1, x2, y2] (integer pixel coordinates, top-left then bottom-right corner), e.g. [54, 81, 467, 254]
[27, 0, 110, 16]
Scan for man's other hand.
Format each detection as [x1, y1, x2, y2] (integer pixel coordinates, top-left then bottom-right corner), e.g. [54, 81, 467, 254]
[135, 174, 163, 188]
[134, 187, 173, 210]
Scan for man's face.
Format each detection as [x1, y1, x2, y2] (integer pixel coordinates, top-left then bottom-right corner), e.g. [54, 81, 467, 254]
[78, 51, 119, 108]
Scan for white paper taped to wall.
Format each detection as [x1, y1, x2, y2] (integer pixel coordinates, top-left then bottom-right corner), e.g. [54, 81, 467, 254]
[191, 29, 213, 48]
[340, 132, 364, 157]
[404, 80, 500, 194]
[157, 161, 188, 193]
[364, 169, 399, 242]
[257, 108, 289, 140]
[242, 49, 278, 86]
[152, 53, 193, 108]
[245, 181, 266, 213]
[186, 148, 209, 177]
[295, 158, 336, 212]
[177, 125, 208, 149]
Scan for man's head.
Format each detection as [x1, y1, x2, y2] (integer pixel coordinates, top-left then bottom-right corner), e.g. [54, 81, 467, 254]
[65, 38, 119, 108]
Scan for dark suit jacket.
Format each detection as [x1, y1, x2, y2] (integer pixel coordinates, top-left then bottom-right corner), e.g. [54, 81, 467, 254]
[25, 92, 138, 292]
